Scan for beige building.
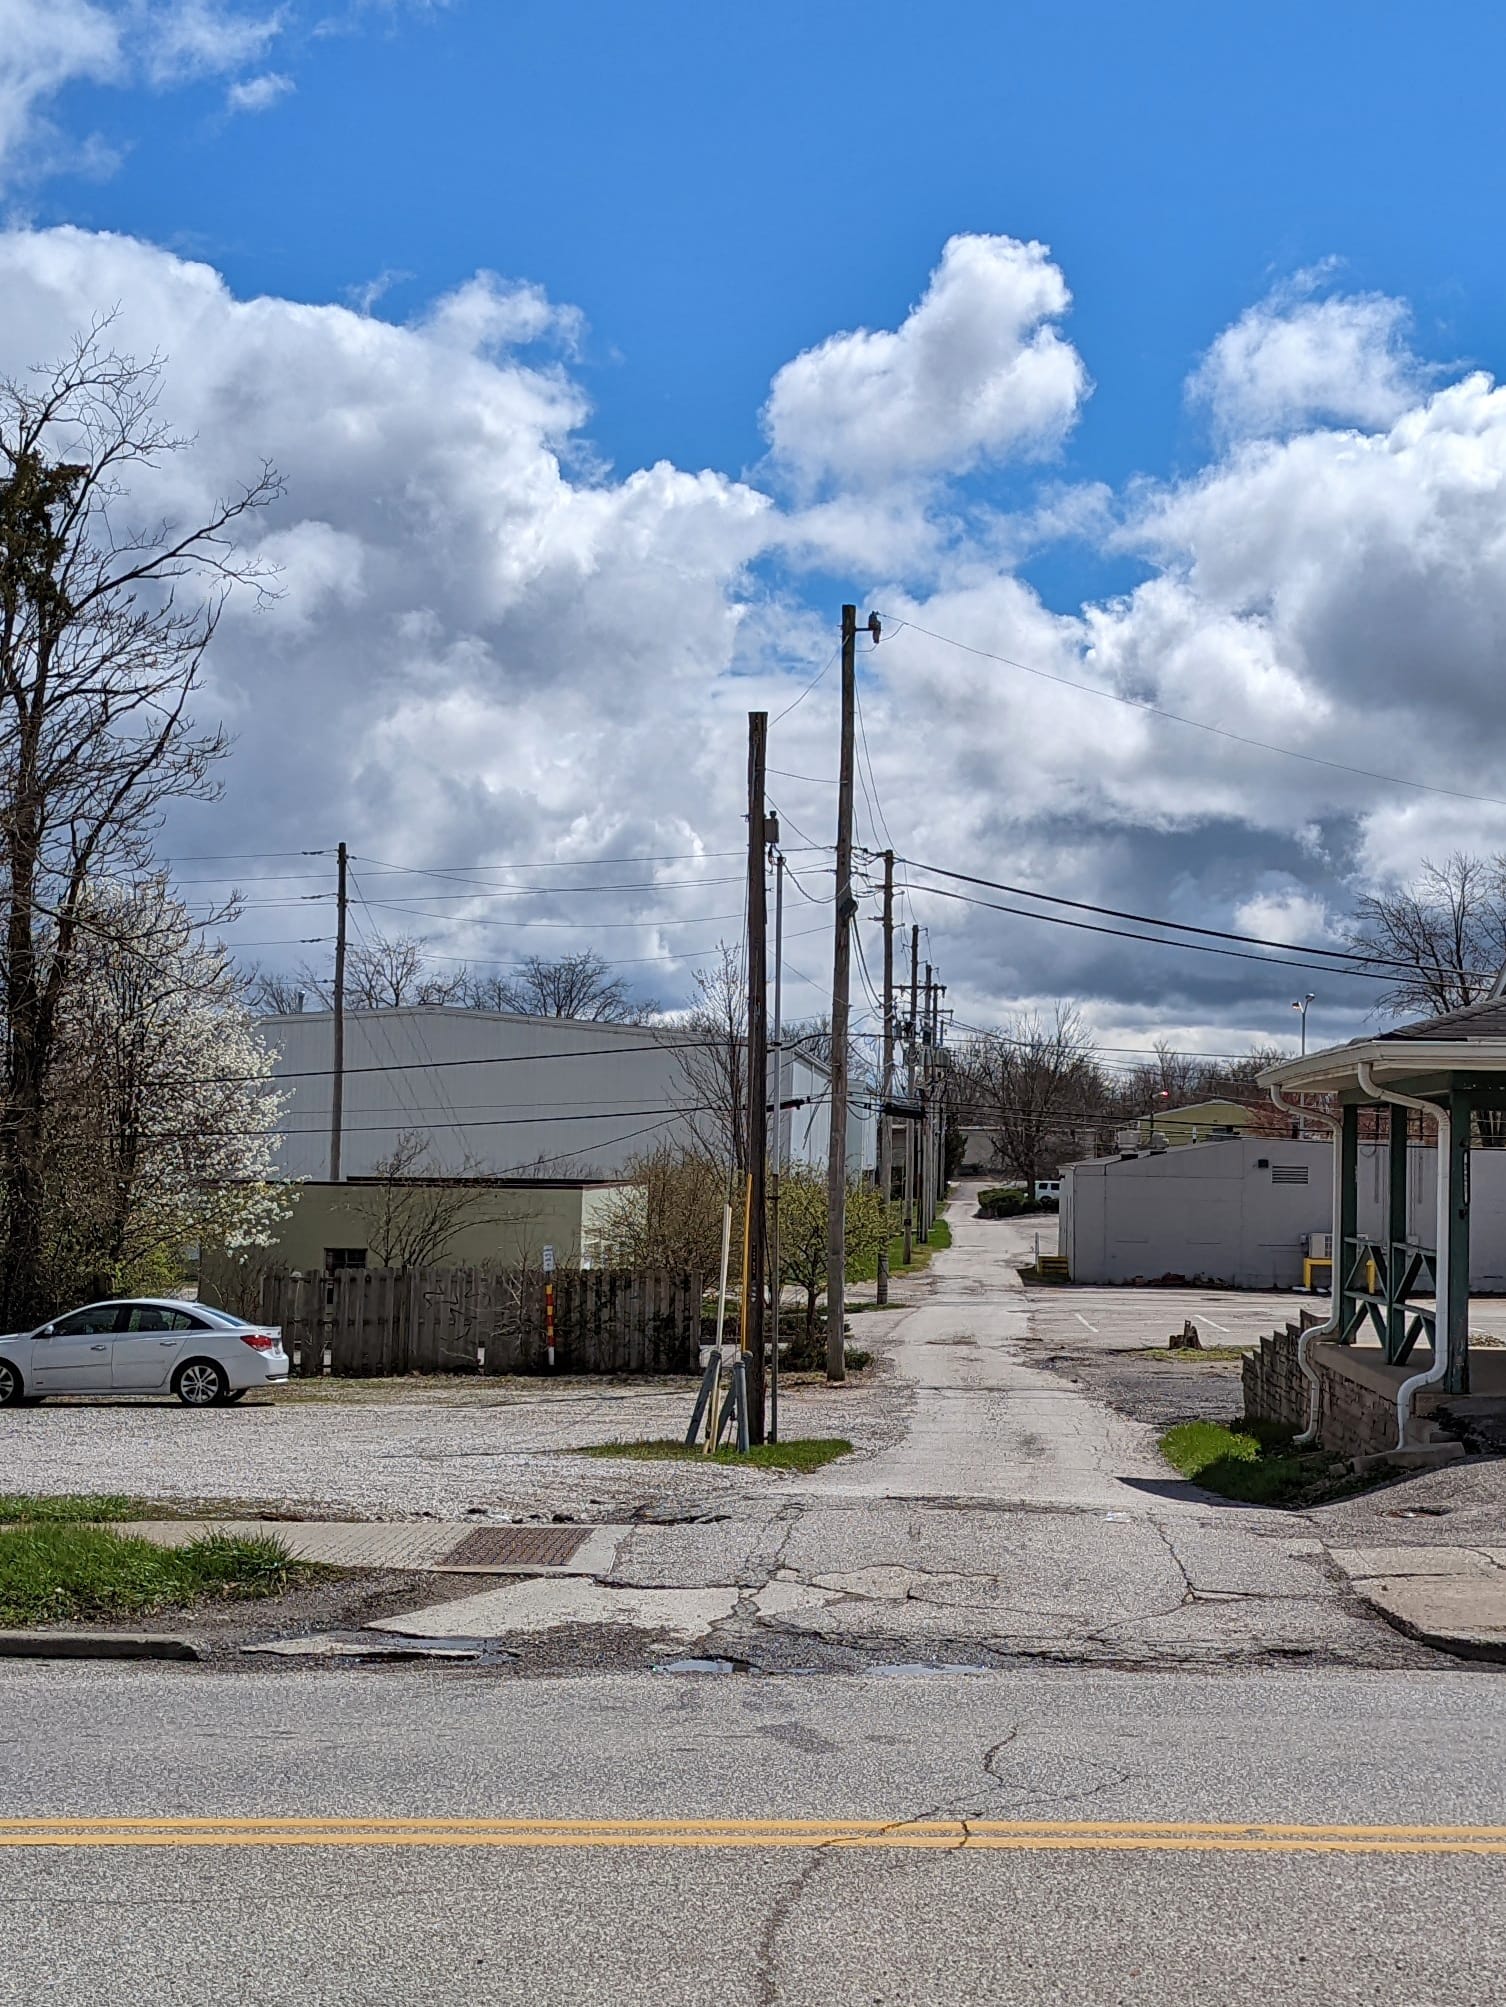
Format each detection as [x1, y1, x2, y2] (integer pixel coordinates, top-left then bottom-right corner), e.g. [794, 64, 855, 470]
[201, 1176, 625, 1309]
[1136, 1098, 1259, 1147]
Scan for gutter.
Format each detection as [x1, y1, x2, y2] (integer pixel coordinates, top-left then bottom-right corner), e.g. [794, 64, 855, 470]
[1357, 1061, 1451, 1452]
[1267, 1083, 1340, 1445]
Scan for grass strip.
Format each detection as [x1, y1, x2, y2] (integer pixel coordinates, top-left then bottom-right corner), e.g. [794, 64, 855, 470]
[0, 1523, 307, 1627]
[582, 1436, 853, 1473]
[1159, 1419, 1355, 1507]
[847, 1216, 952, 1284]
[0, 1494, 150, 1524]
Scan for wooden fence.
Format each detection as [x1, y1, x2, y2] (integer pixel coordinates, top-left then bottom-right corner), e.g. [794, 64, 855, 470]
[257, 1266, 706, 1378]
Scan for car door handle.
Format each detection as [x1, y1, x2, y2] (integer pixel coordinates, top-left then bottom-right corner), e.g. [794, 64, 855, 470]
[159, 1339, 177, 1346]
[89, 1343, 108, 1352]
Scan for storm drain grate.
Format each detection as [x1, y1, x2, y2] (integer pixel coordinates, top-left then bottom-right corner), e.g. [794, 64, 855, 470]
[442, 1524, 591, 1570]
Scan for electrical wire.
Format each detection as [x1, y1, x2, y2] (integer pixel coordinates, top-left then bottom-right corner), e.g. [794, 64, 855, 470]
[885, 853, 1473, 981]
[878, 615, 1506, 813]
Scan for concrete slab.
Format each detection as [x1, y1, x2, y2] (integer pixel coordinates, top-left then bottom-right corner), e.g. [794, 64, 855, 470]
[368, 1578, 740, 1642]
[1357, 1576, 1506, 1660]
[1329, 1545, 1500, 1581]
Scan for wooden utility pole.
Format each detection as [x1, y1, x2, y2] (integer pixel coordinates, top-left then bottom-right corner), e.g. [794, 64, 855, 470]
[876, 849, 895, 1307]
[329, 839, 348, 1182]
[903, 922, 919, 1266]
[745, 712, 769, 1441]
[769, 848, 784, 1444]
[826, 604, 859, 1382]
[920, 963, 934, 1237]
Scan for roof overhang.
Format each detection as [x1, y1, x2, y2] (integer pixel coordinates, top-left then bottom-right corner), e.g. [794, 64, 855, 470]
[1259, 1039, 1506, 1098]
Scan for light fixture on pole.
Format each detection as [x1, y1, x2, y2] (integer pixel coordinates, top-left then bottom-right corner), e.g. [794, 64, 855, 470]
[1292, 993, 1316, 1056]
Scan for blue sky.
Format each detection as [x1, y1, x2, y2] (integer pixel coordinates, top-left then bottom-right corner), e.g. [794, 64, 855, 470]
[37, 0, 1506, 546]
[6, 0, 1506, 1055]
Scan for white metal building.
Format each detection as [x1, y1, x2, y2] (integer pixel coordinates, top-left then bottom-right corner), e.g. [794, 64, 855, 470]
[259, 1008, 874, 1182]
[1061, 1134, 1506, 1289]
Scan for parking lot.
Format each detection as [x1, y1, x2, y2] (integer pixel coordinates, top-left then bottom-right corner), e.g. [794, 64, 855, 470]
[1026, 1283, 1298, 1354]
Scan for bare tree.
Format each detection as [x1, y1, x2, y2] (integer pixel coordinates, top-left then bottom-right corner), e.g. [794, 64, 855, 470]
[245, 966, 308, 1015]
[1347, 852, 1506, 1018]
[956, 1004, 1103, 1189]
[292, 932, 468, 1011]
[0, 329, 279, 1323]
[466, 950, 654, 1023]
[672, 942, 747, 1174]
[344, 1133, 522, 1270]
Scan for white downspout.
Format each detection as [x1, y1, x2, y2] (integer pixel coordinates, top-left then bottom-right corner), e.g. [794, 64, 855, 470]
[1357, 1061, 1451, 1452]
[1268, 1084, 1340, 1444]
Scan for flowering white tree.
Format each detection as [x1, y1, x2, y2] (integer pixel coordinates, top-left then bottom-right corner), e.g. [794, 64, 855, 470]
[44, 878, 289, 1299]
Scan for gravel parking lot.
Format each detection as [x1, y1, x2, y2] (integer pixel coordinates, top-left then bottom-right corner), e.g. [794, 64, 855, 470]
[0, 1336, 913, 1520]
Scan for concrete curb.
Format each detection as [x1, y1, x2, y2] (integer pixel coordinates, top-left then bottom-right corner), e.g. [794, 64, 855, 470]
[0, 1631, 201, 1661]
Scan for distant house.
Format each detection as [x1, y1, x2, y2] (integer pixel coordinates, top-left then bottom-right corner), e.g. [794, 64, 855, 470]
[1135, 1098, 1272, 1147]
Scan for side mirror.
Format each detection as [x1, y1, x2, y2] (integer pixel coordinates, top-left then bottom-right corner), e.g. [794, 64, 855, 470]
[35, 1324, 54, 1339]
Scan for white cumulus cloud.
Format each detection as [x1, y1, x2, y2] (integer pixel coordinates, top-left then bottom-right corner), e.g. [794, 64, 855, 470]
[764, 233, 1088, 491]
[1189, 277, 1428, 440]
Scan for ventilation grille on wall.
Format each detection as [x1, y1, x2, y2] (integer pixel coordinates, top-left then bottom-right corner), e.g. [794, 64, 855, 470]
[1271, 1164, 1309, 1185]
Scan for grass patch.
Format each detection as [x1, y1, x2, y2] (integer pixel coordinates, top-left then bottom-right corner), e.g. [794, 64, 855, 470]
[582, 1436, 853, 1473]
[847, 1216, 952, 1284]
[1130, 1345, 1250, 1364]
[0, 1494, 150, 1524]
[0, 1523, 307, 1627]
[1159, 1419, 1353, 1507]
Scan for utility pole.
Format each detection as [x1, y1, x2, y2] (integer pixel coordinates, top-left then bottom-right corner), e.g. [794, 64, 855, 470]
[903, 923, 919, 1266]
[876, 850, 895, 1306]
[745, 712, 769, 1442]
[919, 963, 934, 1238]
[329, 839, 348, 1183]
[826, 604, 859, 1384]
[769, 848, 784, 1444]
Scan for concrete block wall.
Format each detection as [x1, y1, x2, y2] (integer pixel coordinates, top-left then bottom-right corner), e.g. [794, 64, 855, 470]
[1242, 1321, 1456, 1457]
[1241, 1315, 1320, 1433]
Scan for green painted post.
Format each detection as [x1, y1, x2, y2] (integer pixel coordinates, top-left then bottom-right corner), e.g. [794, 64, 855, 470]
[1387, 1105, 1409, 1362]
[1446, 1089, 1471, 1395]
[1338, 1103, 1359, 1344]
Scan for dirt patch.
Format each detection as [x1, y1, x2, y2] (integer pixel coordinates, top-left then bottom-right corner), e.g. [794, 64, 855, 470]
[1030, 1342, 1246, 1432]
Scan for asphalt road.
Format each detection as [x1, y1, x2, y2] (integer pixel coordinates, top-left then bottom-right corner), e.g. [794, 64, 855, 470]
[3, 1660, 1506, 2005]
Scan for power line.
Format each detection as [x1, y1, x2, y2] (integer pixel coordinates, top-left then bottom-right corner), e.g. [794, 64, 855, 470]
[880, 615, 1506, 813]
[886, 852, 1468, 981]
[893, 877, 1397, 985]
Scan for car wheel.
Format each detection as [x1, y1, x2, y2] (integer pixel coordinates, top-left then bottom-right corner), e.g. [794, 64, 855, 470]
[0, 1359, 23, 1407]
[173, 1359, 227, 1407]
[220, 1388, 248, 1405]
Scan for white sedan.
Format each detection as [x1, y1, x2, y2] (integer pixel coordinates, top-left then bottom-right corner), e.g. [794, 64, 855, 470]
[0, 1299, 289, 1407]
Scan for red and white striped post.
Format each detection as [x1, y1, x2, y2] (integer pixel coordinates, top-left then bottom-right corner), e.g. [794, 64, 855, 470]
[543, 1244, 556, 1369]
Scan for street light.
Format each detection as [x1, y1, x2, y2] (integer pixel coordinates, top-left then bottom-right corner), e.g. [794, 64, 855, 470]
[1292, 993, 1316, 1056]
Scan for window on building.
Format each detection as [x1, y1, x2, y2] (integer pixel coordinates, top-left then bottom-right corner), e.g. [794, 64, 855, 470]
[323, 1247, 368, 1274]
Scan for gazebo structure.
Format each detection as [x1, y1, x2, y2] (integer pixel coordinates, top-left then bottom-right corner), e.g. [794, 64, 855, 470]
[1258, 995, 1506, 1456]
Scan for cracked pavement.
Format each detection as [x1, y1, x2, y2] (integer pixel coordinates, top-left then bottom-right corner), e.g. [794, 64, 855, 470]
[370, 1188, 1444, 1670]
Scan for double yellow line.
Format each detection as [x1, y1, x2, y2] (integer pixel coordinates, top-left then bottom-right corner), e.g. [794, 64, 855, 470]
[4, 1817, 1506, 1855]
